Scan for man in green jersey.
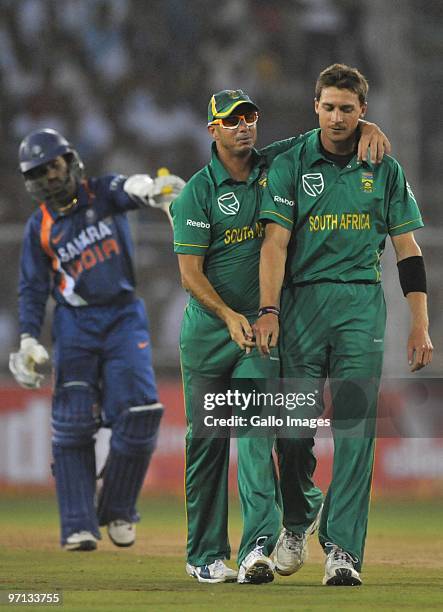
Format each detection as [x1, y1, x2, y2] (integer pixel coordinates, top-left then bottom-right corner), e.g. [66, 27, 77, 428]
[256, 64, 433, 586]
[171, 88, 390, 585]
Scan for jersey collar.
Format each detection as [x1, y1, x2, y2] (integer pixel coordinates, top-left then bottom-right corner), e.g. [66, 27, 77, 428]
[305, 129, 375, 170]
[210, 143, 264, 186]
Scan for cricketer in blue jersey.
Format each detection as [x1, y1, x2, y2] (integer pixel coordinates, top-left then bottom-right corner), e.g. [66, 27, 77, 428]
[9, 129, 185, 551]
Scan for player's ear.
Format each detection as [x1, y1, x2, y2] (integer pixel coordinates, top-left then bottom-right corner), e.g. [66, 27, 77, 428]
[208, 125, 218, 141]
[314, 98, 319, 115]
[360, 103, 367, 118]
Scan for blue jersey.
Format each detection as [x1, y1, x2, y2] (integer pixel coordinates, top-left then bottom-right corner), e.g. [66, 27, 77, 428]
[19, 174, 143, 337]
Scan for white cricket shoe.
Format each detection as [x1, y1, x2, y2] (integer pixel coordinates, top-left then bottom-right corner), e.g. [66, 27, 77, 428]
[322, 544, 362, 586]
[64, 530, 97, 551]
[274, 503, 323, 576]
[107, 520, 136, 547]
[237, 537, 274, 584]
[186, 559, 237, 583]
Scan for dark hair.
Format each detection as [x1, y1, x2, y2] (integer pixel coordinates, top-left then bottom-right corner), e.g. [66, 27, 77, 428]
[315, 63, 368, 104]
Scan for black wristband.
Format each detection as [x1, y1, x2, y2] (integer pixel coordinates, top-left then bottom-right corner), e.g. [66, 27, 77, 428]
[258, 306, 280, 318]
[397, 256, 427, 296]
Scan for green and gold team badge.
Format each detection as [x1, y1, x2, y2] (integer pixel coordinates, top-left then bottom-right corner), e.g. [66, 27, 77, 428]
[258, 174, 267, 189]
[361, 171, 374, 193]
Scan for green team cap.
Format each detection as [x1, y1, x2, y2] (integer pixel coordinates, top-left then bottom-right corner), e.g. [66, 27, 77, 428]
[207, 89, 259, 124]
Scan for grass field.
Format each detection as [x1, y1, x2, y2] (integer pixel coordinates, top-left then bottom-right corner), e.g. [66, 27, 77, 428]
[0, 493, 442, 611]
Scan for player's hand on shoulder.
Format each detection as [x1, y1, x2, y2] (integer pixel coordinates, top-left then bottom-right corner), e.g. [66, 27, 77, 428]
[358, 120, 392, 165]
[9, 334, 50, 389]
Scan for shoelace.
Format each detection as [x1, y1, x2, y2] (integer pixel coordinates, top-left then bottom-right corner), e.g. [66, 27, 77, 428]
[325, 542, 358, 566]
[212, 559, 225, 571]
[249, 536, 267, 560]
[333, 549, 354, 564]
[284, 530, 305, 552]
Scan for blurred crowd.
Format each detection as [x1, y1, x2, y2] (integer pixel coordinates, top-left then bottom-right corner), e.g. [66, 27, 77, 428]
[0, 0, 441, 375]
[0, 0, 377, 224]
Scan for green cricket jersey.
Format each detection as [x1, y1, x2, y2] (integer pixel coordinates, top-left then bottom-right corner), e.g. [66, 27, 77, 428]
[171, 136, 314, 314]
[259, 129, 424, 284]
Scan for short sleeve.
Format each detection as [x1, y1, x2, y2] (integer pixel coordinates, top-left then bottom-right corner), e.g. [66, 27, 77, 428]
[259, 152, 296, 231]
[259, 129, 316, 165]
[387, 162, 424, 236]
[170, 182, 211, 254]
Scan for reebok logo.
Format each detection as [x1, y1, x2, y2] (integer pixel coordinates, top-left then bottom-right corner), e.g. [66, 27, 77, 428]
[273, 195, 294, 207]
[186, 219, 210, 228]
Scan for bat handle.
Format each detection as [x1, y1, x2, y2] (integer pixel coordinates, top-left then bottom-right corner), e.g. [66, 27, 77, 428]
[157, 167, 173, 194]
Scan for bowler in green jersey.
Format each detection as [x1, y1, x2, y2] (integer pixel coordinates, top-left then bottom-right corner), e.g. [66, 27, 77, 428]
[256, 63, 433, 586]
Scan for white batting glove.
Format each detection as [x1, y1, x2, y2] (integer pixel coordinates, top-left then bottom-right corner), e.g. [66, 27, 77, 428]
[151, 174, 186, 211]
[123, 174, 156, 206]
[9, 335, 50, 389]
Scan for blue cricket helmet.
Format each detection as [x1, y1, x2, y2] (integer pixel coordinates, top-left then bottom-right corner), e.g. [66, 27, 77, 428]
[18, 128, 84, 209]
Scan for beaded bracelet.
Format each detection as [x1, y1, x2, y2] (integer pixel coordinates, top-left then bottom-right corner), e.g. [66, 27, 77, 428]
[257, 306, 280, 318]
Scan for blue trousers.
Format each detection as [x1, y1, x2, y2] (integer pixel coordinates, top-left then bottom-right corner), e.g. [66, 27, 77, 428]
[51, 298, 160, 544]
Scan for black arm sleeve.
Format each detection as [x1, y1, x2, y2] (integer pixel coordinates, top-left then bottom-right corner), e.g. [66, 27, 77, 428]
[397, 256, 427, 296]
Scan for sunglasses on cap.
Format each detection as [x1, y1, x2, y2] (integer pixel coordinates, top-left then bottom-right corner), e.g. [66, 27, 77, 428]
[209, 111, 259, 130]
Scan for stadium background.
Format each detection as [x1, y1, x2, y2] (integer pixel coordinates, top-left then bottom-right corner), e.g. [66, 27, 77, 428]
[0, 0, 442, 499]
